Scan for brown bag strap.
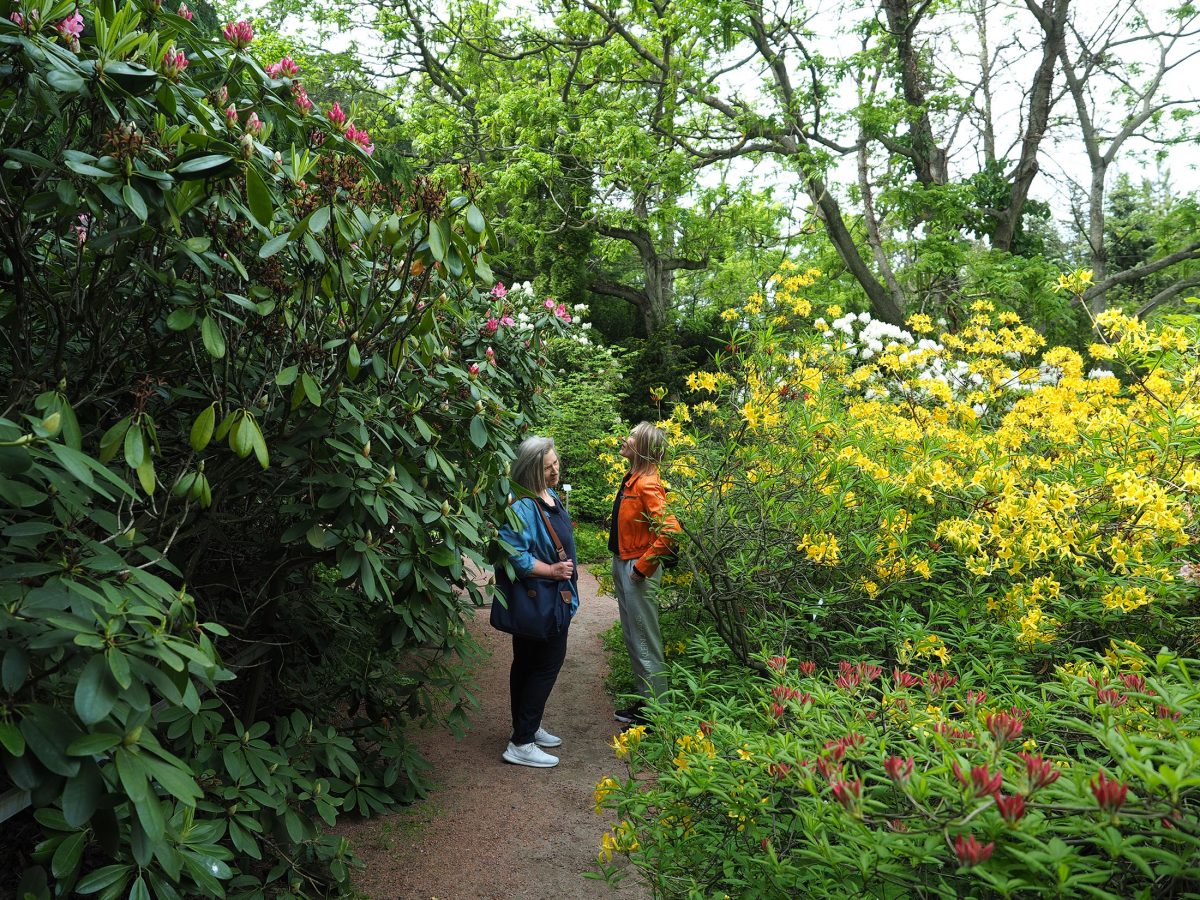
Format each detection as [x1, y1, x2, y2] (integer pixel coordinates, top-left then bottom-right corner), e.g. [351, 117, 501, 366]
[533, 501, 568, 562]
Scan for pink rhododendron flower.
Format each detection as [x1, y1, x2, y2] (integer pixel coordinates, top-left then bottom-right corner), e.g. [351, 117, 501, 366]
[291, 82, 313, 115]
[327, 102, 347, 129]
[345, 124, 373, 154]
[176, 2, 192, 20]
[9, 11, 22, 26]
[74, 213, 90, 245]
[56, 11, 83, 37]
[266, 56, 299, 79]
[500, 315, 514, 327]
[544, 299, 555, 310]
[491, 282, 508, 298]
[221, 20, 253, 50]
[55, 10, 82, 50]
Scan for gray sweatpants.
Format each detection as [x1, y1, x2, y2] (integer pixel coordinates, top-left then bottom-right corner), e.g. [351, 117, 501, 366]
[611, 556, 667, 699]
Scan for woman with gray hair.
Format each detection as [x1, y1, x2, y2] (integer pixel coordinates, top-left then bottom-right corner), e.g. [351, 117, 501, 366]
[496, 435, 578, 768]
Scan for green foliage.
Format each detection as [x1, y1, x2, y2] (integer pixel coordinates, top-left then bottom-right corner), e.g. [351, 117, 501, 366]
[597, 640, 1200, 898]
[572, 522, 610, 566]
[0, 2, 562, 895]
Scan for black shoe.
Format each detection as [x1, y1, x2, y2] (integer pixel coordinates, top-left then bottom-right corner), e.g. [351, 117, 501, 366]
[614, 704, 646, 725]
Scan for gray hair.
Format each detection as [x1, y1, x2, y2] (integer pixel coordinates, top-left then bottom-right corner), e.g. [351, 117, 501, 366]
[510, 435, 556, 495]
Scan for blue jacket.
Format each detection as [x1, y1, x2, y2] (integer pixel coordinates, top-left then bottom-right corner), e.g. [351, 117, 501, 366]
[499, 491, 579, 615]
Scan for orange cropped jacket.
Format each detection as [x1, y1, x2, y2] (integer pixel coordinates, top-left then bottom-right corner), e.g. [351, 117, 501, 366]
[615, 469, 681, 577]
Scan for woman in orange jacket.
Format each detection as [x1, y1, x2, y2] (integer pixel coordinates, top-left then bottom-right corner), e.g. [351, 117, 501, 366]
[608, 422, 680, 725]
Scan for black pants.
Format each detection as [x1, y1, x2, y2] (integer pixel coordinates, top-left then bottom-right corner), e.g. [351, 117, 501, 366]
[509, 627, 569, 745]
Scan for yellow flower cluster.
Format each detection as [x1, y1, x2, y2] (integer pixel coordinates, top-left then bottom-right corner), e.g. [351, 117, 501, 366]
[599, 820, 639, 862]
[677, 263, 1200, 649]
[899, 634, 951, 665]
[1100, 585, 1152, 613]
[672, 730, 717, 770]
[797, 532, 840, 565]
[594, 776, 620, 814]
[612, 724, 647, 760]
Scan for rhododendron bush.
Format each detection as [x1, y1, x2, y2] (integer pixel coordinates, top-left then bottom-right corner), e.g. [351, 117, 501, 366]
[594, 266, 1200, 896]
[0, 0, 567, 895]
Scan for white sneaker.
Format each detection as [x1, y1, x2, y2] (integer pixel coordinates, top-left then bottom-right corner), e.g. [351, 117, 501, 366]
[502, 741, 559, 768]
[533, 727, 562, 748]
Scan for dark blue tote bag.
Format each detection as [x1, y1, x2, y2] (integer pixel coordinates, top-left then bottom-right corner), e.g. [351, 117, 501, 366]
[491, 500, 573, 640]
[490, 569, 572, 639]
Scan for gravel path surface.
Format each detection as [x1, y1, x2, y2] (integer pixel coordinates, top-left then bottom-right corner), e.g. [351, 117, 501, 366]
[339, 564, 650, 899]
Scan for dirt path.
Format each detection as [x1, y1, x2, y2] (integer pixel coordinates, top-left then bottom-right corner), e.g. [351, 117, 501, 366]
[340, 565, 649, 899]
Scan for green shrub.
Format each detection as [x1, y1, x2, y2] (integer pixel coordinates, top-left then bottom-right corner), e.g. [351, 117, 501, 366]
[597, 639, 1200, 898]
[0, 2, 565, 895]
[542, 335, 626, 523]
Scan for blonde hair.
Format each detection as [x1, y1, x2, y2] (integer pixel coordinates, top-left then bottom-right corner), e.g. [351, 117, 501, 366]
[628, 422, 666, 475]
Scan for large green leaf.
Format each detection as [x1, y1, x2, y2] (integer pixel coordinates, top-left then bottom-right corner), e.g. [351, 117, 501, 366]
[74, 655, 119, 725]
[245, 165, 273, 226]
[200, 315, 226, 359]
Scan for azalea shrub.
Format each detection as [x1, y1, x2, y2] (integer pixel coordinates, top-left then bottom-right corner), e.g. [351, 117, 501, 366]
[593, 264, 1200, 895]
[0, 1, 565, 896]
[660, 265, 1199, 666]
[596, 641, 1200, 897]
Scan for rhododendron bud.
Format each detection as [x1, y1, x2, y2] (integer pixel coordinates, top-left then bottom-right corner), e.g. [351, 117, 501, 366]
[222, 20, 253, 50]
[327, 102, 347, 129]
[798, 661, 816, 676]
[159, 46, 188, 79]
[485, 346, 495, 362]
[1090, 769, 1128, 814]
[266, 55, 299, 78]
[1120, 673, 1147, 693]
[176, 2, 192, 19]
[224, 103, 238, 128]
[239, 131, 254, 159]
[985, 711, 1024, 748]
[9, 11, 22, 26]
[485, 317, 499, 334]
[884, 755, 914, 784]
[770, 702, 785, 719]
[468, 363, 480, 379]
[291, 82, 313, 115]
[830, 779, 861, 813]
[345, 124, 374, 155]
[953, 834, 993, 867]
[892, 668, 922, 688]
[993, 791, 1025, 825]
[245, 112, 263, 136]
[1018, 752, 1060, 794]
